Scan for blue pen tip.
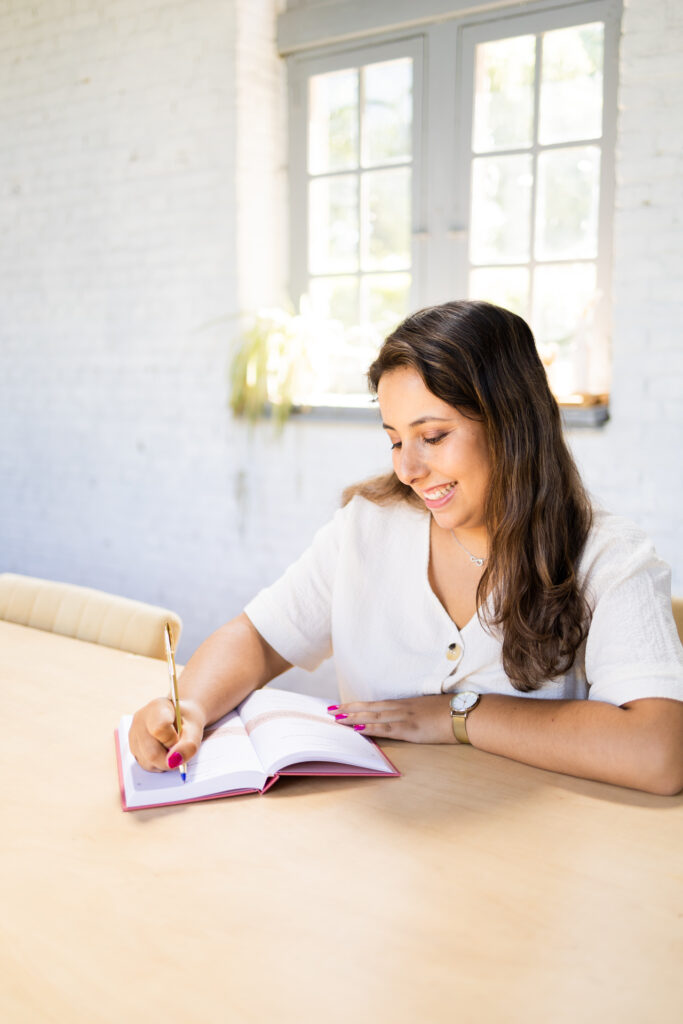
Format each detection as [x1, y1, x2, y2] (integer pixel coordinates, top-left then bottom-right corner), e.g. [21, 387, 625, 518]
[181, 768, 187, 783]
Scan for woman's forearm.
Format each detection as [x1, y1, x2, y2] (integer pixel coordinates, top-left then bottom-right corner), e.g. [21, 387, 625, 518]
[466, 694, 683, 795]
[177, 612, 292, 727]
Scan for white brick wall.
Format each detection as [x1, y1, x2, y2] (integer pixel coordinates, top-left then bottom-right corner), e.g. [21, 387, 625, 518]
[568, 0, 683, 590]
[0, 0, 681, 700]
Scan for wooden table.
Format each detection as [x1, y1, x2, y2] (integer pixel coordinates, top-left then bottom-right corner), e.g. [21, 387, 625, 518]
[1, 620, 681, 1024]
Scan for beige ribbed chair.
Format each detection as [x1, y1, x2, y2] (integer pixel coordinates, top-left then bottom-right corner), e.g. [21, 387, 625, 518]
[0, 573, 181, 660]
[672, 597, 683, 646]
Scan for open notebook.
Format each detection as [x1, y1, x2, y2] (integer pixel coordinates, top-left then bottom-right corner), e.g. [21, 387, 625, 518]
[116, 687, 399, 810]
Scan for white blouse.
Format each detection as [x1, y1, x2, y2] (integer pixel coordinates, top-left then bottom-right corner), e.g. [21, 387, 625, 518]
[244, 496, 683, 707]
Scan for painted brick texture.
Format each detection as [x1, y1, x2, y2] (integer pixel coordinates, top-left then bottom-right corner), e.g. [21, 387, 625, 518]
[0, 0, 681, 694]
[569, 0, 683, 589]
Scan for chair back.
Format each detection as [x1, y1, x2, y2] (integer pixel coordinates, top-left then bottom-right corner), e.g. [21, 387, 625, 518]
[0, 573, 181, 660]
[672, 597, 683, 647]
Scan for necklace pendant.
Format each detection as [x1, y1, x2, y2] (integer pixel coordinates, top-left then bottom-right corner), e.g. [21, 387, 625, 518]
[450, 528, 487, 567]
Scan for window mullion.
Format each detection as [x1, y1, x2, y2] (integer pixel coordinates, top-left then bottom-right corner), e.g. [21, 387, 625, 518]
[528, 31, 543, 323]
[357, 67, 364, 325]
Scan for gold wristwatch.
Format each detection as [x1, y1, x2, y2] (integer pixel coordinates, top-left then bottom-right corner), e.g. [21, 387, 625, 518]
[449, 691, 481, 744]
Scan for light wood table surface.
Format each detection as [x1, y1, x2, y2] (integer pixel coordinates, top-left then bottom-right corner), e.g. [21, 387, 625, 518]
[1, 620, 681, 1024]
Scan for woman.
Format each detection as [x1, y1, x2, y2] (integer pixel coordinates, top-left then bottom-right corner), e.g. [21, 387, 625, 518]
[130, 301, 683, 794]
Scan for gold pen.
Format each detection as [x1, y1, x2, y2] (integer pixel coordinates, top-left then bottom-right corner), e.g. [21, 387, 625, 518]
[164, 622, 187, 782]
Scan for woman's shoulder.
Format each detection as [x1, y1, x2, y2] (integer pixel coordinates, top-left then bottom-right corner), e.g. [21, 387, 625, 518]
[579, 506, 667, 586]
[304, 493, 426, 563]
[342, 492, 428, 534]
[585, 506, 655, 551]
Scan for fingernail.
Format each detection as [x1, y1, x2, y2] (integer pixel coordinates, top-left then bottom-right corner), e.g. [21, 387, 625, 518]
[327, 705, 339, 711]
[335, 714, 348, 720]
[168, 751, 183, 768]
[353, 724, 366, 731]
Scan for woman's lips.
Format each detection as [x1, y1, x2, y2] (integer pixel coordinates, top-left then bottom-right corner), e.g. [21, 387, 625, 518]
[422, 482, 456, 509]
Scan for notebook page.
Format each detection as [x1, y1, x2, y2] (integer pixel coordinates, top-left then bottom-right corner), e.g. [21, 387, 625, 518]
[118, 711, 267, 808]
[237, 688, 392, 776]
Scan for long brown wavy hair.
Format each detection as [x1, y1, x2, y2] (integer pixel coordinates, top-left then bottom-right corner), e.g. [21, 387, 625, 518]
[343, 300, 593, 692]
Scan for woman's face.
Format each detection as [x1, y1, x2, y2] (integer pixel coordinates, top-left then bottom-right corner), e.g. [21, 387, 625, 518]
[377, 366, 491, 533]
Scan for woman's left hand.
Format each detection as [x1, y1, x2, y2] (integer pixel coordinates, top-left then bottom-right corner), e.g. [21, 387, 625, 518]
[327, 695, 457, 744]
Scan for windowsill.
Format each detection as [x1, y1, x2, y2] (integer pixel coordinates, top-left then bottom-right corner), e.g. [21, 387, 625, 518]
[284, 395, 610, 428]
[558, 403, 609, 428]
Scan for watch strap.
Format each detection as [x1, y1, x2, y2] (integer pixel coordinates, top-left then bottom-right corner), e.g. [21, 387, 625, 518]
[450, 712, 470, 745]
[449, 692, 481, 744]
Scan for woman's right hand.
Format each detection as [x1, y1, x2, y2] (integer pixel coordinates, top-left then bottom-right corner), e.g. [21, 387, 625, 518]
[127, 614, 292, 773]
[128, 697, 207, 773]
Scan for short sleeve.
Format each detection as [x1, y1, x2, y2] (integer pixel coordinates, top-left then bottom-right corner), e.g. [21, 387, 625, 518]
[244, 505, 346, 671]
[583, 517, 683, 706]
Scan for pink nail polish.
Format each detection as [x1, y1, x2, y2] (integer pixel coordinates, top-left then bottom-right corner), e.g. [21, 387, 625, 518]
[327, 705, 339, 711]
[168, 751, 183, 768]
[353, 724, 366, 731]
[335, 714, 348, 720]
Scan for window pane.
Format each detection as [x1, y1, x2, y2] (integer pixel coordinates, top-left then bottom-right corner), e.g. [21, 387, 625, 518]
[536, 146, 600, 261]
[361, 58, 412, 167]
[532, 262, 597, 345]
[309, 276, 359, 328]
[309, 175, 359, 274]
[470, 154, 532, 265]
[469, 267, 529, 319]
[532, 262, 598, 395]
[539, 23, 604, 145]
[308, 69, 359, 174]
[472, 35, 535, 153]
[361, 167, 411, 271]
[364, 272, 411, 331]
[327, 339, 376, 395]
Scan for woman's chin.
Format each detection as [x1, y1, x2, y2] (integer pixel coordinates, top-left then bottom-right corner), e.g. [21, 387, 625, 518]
[431, 507, 485, 534]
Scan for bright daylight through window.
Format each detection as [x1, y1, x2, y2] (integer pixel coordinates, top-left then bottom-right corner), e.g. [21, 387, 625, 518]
[467, 21, 608, 401]
[285, 2, 616, 413]
[306, 56, 413, 399]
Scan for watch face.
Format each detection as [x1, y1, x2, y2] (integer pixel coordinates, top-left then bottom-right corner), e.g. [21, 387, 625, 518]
[450, 691, 479, 713]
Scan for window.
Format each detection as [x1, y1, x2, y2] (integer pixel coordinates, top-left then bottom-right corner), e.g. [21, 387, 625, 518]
[288, 38, 422, 402]
[284, 1, 619, 412]
[458, 5, 617, 401]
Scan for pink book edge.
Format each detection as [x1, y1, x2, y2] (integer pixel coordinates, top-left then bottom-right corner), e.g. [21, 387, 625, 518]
[114, 729, 400, 812]
[114, 730, 259, 812]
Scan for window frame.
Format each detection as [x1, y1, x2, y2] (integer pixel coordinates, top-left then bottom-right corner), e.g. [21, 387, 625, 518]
[283, 0, 621, 423]
[454, 0, 620, 401]
[288, 36, 426, 342]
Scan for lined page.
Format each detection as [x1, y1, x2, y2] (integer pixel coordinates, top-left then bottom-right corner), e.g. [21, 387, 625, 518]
[238, 688, 392, 776]
[118, 711, 267, 808]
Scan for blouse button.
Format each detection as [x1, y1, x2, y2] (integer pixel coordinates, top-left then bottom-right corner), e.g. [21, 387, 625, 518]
[447, 642, 463, 663]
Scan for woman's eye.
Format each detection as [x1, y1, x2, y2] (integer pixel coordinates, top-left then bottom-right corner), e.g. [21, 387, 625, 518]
[391, 433, 447, 450]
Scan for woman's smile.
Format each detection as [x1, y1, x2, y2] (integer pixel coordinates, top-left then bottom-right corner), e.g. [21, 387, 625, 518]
[377, 366, 491, 536]
[421, 481, 457, 508]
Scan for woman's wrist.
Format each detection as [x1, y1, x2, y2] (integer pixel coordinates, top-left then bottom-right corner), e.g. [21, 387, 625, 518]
[178, 695, 209, 732]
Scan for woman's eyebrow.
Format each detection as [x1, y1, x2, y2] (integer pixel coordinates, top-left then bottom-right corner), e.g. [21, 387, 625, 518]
[382, 416, 451, 430]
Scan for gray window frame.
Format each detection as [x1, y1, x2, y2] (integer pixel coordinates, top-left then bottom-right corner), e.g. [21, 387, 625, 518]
[281, 0, 621, 426]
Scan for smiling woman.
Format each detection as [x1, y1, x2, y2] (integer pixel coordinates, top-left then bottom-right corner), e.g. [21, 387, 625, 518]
[128, 301, 683, 796]
[344, 301, 593, 693]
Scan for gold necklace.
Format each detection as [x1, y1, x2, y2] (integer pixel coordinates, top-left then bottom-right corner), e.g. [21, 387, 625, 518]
[450, 530, 487, 567]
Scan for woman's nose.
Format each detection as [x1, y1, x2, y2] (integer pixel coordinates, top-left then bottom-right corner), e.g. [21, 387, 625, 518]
[396, 445, 427, 485]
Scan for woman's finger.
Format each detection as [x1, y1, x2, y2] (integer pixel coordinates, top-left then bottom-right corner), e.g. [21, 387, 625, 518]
[329, 701, 404, 723]
[148, 699, 182, 746]
[164, 716, 204, 770]
[129, 697, 204, 772]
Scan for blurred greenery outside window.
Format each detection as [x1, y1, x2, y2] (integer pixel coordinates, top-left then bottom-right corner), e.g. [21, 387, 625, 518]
[268, 1, 618, 417]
